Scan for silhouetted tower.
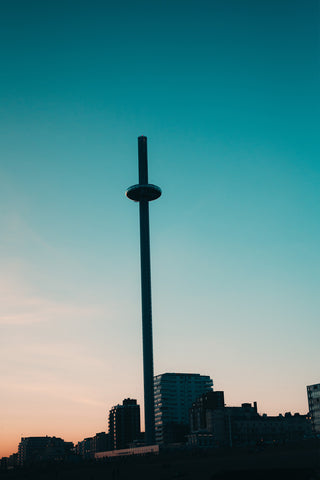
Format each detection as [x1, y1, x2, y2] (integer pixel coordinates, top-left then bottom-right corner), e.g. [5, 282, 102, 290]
[126, 136, 161, 445]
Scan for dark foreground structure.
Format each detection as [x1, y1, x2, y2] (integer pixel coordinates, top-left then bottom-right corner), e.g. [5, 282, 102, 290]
[126, 136, 162, 445]
[2, 440, 319, 480]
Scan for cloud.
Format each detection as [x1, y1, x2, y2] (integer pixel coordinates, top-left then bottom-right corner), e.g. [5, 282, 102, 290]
[0, 298, 103, 325]
[0, 339, 113, 408]
[4, 381, 106, 408]
[13, 342, 106, 368]
[0, 313, 45, 325]
[0, 232, 115, 325]
[0, 209, 121, 326]
[0, 274, 104, 325]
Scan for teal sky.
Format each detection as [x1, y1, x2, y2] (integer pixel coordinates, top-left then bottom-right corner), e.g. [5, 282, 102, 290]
[1, 0, 319, 456]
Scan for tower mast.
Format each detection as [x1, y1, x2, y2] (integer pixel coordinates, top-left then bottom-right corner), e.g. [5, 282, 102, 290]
[126, 136, 161, 445]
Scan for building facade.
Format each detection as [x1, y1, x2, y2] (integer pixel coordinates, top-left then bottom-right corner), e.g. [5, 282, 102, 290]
[108, 398, 140, 450]
[154, 372, 213, 444]
[190, 391, 225, 432]
[307, 383, 320, 435]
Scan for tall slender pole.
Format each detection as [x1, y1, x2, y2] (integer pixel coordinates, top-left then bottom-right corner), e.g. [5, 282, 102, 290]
[138, 143, 155, 445]
[126, 136, 162, 445]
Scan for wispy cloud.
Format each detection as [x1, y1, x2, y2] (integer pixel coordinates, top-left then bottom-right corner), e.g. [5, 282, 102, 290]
[14, 342, 107, 368]
[0, 313, 45, 325]
[5, 382, 106, 408]
[0, 273, 103, 326]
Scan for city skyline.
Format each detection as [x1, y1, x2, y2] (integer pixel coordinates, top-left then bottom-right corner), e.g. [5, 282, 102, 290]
[4, 378, 315, 460]
[1, 0, 319, 458]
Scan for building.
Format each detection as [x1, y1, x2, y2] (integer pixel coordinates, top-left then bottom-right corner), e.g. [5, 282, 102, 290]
[189, 395, 312, 447]
[108, 398, 141, 450]
[75, 437, 93, 458]
[154, 373, 213, 445]
[75, 432, 110, 458]
[92, 432, 110, 453]
[18, 436, 73, 466]
[190, 391, 225, 432]
[307, 383, 320, 435]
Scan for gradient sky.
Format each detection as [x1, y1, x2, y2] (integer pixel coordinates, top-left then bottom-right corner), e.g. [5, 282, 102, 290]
[1, 0, 319, 457]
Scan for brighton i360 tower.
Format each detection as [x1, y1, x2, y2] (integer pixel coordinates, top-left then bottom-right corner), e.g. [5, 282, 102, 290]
[126, 136, 161, 445]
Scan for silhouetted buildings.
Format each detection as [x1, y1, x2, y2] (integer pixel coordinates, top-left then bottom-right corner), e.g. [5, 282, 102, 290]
[307, 383, 320, 435]
[92, 432, 110, 453]
[108, 398, 141, 450]
[3, 383, 317, 468]
[75, 399, 141, 457]
[154, 373, 213, 444]
[1, 454, 19, 470]
[188, 394, 312, 448]
[18, 436, 73, 466]
[75, 437, 93, 458]
[75, 432, 110, 458]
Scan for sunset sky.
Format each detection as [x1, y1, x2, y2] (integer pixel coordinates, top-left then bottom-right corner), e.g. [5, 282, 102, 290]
[1, 0, 319, 457]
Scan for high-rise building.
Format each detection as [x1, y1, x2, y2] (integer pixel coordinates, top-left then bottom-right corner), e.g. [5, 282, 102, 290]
[154, 373, 213, 444]
[307, 383, 320, 434]
[108, 398, 141, 450]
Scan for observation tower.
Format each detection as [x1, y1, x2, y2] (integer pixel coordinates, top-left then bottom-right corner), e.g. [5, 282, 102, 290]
[126, 136, 161, 445]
